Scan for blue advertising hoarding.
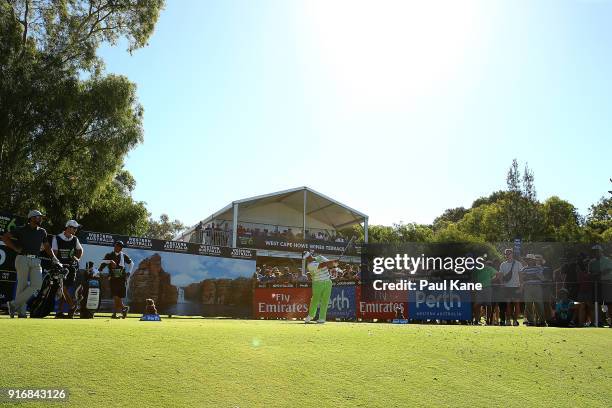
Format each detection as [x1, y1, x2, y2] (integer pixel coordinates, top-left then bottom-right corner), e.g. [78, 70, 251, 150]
[326, 285, 356, 319]
[408, 289, 472, 320]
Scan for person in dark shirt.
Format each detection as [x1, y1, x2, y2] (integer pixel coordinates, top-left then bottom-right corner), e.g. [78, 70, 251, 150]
[97, 241, 133, 319]
[1, 210, 61, 318]
[557, 258, 579, 301]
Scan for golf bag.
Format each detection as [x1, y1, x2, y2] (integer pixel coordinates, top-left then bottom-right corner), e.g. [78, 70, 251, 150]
[28, 264, 67, 318]
[75, 272, 101, 319]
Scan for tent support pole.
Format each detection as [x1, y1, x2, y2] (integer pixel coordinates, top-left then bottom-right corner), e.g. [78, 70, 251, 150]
[303, 188, 307, 239]
[232, 202, 238, 248]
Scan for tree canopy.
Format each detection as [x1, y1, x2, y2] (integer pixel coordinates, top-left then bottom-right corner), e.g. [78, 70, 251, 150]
[363, 159, 609, 244]
[144, 214, 186, 241]
[0, 0, 165, 233]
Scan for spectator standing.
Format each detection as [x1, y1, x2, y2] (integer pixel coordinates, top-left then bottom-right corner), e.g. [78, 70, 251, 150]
[2, 210, 61, 318]
[496, 248, 522, 326]
[98, 241, 133, 319]
[588, 244, 612, 326]
[473, 260, 497, 325]
[522, 254, 546, 326]
[52, 220, 83, 318]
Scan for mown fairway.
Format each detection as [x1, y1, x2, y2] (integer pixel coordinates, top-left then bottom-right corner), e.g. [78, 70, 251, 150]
[1, 317, 611, 407]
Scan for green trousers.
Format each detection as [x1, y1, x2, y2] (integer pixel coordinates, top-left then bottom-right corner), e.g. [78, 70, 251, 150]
[308, 280, 333, 321]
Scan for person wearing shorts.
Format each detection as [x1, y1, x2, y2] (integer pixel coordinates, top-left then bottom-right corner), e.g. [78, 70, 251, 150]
[98, 241, 133, 319]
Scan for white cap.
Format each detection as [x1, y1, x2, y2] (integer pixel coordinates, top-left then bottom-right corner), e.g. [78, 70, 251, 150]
[525, 253, 537, 260]
[27, 210, 44, 218]
[592, 244, 603, 251]
[65, 220, 81, 228]
[302, 251, 312, 259]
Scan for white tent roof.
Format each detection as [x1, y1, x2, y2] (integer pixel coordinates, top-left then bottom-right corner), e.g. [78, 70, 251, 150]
[178, 186, 367, 239]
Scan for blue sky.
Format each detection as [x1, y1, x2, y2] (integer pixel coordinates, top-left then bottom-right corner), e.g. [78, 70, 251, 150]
[98, 0, 612, 227]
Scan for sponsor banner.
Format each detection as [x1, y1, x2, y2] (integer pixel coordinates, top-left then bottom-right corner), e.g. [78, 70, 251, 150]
[81, 240, 255, 317]
[356, 286, 408, 320]
[163, 240, 189, 253]
[0, 244, 18, 303]
[229, 247, 258, 260]
[0, 245, 17, 275]
[255, 281, 357, 289]
[253, 287, 310, 319]
[73, 230, 257, 316]
[408, 289, 472, 321]
[81, 231, 116, 247]
[79, 231, 256, 260]
[326, 286, 356, 319]
[0, 211, 25, 235]
[140, 314, 162, 321]
[257, 282, 311, 289]
[238, 235, 360, 256]
[392, 319, 409, 324]
[81, 241, 256, 317]
[197, 245, 223, 257]
[126, 236, 154, 250]
[0, 211, 25, 302]
[253, 285, 356, 320]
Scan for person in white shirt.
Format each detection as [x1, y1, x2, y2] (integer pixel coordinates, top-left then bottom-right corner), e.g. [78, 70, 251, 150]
[51, 220, 83, 318]
[496, 248, 522, 326]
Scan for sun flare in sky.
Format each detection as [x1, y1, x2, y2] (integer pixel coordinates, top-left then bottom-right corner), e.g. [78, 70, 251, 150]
[304, 0, 483, 110]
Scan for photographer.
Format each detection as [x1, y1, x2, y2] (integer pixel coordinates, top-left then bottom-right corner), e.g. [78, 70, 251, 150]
[98, 241, 133, 319]
[1, 210, 61, 318]
[51, 220, 83, 318]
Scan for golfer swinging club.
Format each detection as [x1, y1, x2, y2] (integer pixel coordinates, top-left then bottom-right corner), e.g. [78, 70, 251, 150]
[303, 251, 337, 324]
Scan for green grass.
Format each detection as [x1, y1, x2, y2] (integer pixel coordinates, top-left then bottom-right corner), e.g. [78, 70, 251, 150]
[1, 316, 611, 408]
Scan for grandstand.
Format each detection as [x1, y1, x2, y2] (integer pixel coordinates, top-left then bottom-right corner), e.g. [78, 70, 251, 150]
[175, 186, 368, 262]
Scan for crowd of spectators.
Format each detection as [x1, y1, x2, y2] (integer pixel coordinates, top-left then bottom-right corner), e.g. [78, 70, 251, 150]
[237, 224, 348, 242]
[255, 262, 360, 285]
[470, 244, 612, 328]
[190, 221, 351, 244]
[192, 222, 231, 246]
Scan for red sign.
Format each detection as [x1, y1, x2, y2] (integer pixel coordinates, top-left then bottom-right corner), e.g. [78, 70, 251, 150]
[253, 287, 310, 319]
[355, 286, 408, 320]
